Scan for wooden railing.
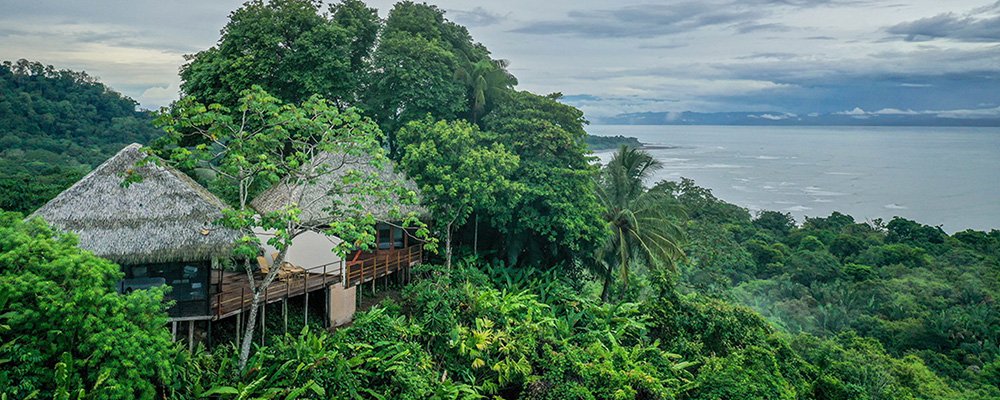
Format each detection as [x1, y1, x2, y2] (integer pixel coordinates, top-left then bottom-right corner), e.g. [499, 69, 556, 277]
[344, 245, 422, 288]
[211, 260, 342, 320]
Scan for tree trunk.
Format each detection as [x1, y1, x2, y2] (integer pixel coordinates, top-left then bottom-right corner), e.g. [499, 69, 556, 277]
[600, 267, 612, 303]
[237, 249, 287, 370]
[445, 221, 453, 269]
[238, 292, 261, 369]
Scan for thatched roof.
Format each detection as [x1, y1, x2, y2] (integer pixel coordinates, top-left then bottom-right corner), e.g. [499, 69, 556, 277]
[30, 144, 243, 265]
[251, 151, 427, 225]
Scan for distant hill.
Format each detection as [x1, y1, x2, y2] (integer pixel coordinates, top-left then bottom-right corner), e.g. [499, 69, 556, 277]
[585, 134, 643, 151]
[0, 59, 162, 213]
[596, 110, 1000, 127]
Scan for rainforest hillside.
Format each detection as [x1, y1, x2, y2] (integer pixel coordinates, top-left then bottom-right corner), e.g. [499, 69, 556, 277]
[0, 59, 161, 213]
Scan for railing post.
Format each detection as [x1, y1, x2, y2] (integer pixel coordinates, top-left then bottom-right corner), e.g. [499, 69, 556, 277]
[284, 280, 289, 335]
[262, 286, 267, 346]
[216, 271, 223, 318]
[304, 271, 310, 329]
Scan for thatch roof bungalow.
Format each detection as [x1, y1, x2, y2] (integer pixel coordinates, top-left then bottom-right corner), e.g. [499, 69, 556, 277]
[250, 151, 427, 327]
[31, 143, 242, 264]
[31, 143, 243, 319]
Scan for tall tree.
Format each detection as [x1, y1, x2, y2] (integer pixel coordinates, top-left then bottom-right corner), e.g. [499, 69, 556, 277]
[481, 90, 608, 268]
[329, 0, 381, 103]
[596, 146, 685, 302]
[150, 86, 424, 370]
[365, 33, 465, 156]
[397, 117, 518, 268]
[180, 0, 356, 108]
[365, 2, 467, 156]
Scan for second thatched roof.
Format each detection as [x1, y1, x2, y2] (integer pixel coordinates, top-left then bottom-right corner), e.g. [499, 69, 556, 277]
[251, 151, 427, 225]
[30, 144, 244, 265]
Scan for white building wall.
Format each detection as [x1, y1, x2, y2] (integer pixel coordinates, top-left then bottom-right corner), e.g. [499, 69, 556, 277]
[254, 229, 356, 326]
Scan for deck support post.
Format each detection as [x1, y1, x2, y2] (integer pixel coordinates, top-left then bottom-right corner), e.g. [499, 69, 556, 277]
[171, 321, 177, 342]
[236, 310, 242, 350]
[261, 287, 267, 346]
[324, 287, 330, 329]
[304, 271, 310, 328]
[207, 320, 213, 350]
[284, 280, 289, 335]
[188, 321, 194, 352]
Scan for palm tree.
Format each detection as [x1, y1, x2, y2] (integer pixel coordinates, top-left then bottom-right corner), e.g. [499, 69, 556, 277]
[455, 58, 517, 123]
[595, 145, 685, 302]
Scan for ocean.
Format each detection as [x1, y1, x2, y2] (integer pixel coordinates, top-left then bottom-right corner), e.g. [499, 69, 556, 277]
[587, 125, 1000, 232]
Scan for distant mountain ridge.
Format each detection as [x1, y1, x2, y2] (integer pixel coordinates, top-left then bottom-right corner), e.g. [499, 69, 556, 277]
[596, 111, 1000, 127]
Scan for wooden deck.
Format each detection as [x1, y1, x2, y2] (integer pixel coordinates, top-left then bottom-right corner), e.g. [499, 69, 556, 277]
[210, 265, 340, 320]
[345, 245, 422, 287]
[206, 245, 423, 320]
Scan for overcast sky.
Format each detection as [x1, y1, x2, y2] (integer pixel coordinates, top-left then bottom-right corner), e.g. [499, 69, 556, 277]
[2, 0, 998, 120]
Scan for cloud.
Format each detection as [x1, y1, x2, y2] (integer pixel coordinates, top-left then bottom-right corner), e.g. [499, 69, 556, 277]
[886, 2, 1000, 42]
[446, 7, 506, 27]
[510, 3, 764, 38]
[836, 107, 869, 116]
[736, 52, 799, 60]
[935, 105, 1000, 119]
[835, 105, 1000, 119]
[749, 112, 797, 120]
[637, 43, 689, 50]
[138, 81, 181, 109]
[734, 22, 793, 34]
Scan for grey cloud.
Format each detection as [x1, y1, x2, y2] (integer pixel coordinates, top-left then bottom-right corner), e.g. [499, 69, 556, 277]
[637, 43, 689, 50]
[446, 7, 506, 27]
[886, 3, 1000, 42]
[510, 3, 764, 38]
[734, 22, 793, 34]
[736, 52, 799, 60]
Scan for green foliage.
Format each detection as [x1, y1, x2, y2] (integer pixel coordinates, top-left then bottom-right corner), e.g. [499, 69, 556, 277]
[686, 345, 799, 400]
[399, 263, 695, 398]
[0, 59, 160, 213]
[397, 118, 519, 267]
[180, 0, 370, 108]
[665, 180, 1000, 396]
[481, 90, 608, 268]
[0, 213, 181, 399]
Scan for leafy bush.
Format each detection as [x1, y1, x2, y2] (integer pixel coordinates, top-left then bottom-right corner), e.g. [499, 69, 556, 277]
[0, 213, 181, 398]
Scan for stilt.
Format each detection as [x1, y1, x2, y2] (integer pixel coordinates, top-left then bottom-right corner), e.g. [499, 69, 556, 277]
[188, 320, 194, 352]
[236, 311, 242, 350]
[323, 287, 329, 329]
[284, 280, 289, 334]
[171, 321, 177, 342]
[304, 292, 310, 327]
[207, 320, 213, 350]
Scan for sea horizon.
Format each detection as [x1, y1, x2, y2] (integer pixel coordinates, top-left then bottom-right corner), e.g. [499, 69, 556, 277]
[588, 124, 1000, 233]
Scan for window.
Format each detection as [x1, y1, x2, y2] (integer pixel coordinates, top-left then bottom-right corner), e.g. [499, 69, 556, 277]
[377, 223, 392, 250]
[393, 226, 404, 249]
